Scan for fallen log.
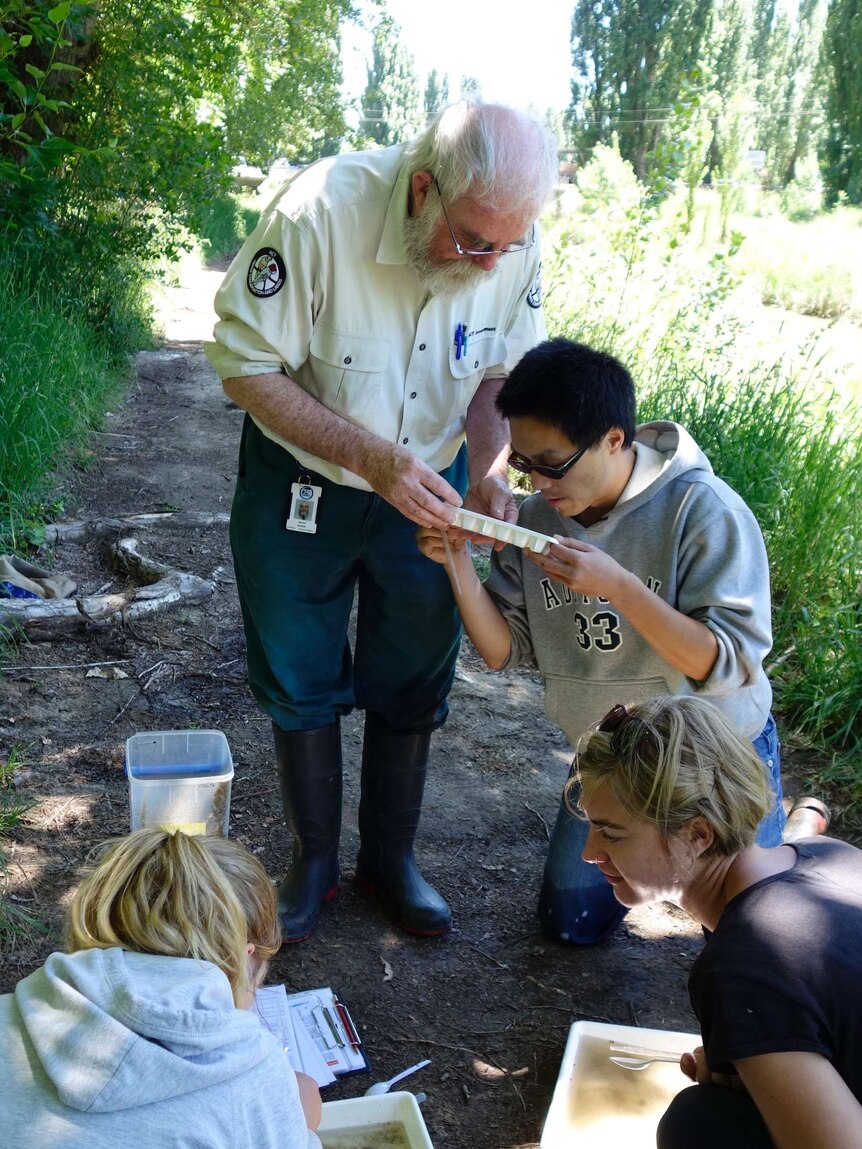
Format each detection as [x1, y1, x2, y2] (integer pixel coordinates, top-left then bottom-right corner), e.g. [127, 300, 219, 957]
[43, 511, 230, 545]
[0, 537, 214, 630]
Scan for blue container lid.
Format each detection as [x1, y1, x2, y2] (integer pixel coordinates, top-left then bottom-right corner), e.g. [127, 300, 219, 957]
[128, 760, 231, 780]
[125, 730, 233, 780]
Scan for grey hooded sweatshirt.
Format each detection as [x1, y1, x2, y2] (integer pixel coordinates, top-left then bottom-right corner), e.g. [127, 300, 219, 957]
[0, 947, 321, 1149]
[485, 421, 773, 745]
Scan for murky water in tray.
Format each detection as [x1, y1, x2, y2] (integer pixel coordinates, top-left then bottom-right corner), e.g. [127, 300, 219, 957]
[563, 1034, 687, 1147]
[319, 1121, 412, 1149]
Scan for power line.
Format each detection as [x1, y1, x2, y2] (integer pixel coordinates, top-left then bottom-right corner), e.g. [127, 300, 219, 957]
[572, 108, 827, 127]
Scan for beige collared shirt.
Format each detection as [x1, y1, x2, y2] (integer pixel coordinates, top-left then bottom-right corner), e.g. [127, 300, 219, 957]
[205, 145, 546, 490]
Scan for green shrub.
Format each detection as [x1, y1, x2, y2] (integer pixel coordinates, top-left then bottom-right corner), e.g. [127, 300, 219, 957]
[780, 156, 824, 222]
[756, 262, 852, 319]
[187, 191, 261, 263]
[576, 142, 642, 220]
[0, 234, 138, 547]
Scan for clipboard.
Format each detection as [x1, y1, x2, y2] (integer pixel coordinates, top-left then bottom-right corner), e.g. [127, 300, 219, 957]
[255, 983, 368, 1086]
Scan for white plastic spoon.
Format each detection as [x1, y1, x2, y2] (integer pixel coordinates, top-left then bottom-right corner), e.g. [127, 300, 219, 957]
[610, 1053, 682, 1071]
[364, 1058, 431, 1095]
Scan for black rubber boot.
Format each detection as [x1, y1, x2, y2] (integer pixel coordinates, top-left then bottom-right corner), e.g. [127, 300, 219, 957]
[355, 712, 452, 937]
[274, 721, 342, 943]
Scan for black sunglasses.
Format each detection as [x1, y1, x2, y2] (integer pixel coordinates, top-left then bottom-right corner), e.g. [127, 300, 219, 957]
[507, 444, 588, 481]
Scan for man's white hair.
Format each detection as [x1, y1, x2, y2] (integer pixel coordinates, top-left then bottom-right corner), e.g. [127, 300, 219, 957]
[405, 101, 558, 218]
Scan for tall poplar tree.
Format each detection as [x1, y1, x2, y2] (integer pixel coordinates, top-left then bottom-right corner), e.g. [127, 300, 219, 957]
[750, 0, 827, 187]
[820, 0, 862, 203]
[423, 69, 449, 124]
[360, 13, 422, 146]
[568, 0, 715, 177]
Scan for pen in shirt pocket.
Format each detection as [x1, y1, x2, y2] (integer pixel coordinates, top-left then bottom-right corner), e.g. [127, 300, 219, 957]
[454, 322, 468, 360]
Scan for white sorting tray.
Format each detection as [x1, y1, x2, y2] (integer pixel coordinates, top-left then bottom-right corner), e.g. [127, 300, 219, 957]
[318, 1091, 434, 1149]
[541, 1020, 700, 1149]
[452, 508, 556, 554]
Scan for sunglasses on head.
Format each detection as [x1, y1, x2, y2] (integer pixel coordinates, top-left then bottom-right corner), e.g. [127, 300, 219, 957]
[563, 703, 657, 815]
[597, 703, 658, 752]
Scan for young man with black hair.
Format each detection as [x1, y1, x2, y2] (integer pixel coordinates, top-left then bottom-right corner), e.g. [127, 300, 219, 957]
[417, 337, 785, 945]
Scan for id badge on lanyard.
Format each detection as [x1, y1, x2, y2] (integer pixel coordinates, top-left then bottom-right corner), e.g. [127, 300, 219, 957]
[285, 474, 321, 534]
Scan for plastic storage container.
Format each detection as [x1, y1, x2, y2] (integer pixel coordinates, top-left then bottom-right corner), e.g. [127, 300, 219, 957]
[126, 729, 234, 836]
[318, 1092, 434, 1149]
[542, 1019, 700, 1149]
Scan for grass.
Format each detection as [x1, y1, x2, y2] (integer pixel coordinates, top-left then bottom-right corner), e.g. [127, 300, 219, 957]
[0, 235, 143, 550]
[0, 746, 43, 948]
[729, 201, 862, 325]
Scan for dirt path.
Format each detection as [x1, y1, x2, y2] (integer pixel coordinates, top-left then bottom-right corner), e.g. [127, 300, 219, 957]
[0, 260, 823, 1148]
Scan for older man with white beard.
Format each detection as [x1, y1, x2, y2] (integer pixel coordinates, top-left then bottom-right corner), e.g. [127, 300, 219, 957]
[206, 102, 557, 943]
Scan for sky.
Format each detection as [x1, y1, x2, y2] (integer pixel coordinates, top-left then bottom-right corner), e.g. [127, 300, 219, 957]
[341, 0, 575, 118]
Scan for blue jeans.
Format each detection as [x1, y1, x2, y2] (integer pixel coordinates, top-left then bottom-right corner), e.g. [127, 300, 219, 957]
[538, 714, 785, 944]
[230, 417, 467, 732]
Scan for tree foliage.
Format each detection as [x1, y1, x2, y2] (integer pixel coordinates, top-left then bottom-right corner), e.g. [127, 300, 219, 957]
[360, 12, 421, 146]
[0, 2, 97, 223]
[221, 0, 351, 168]
[0, 0, 354, 326]
[1, 1, 352, 231]
[751, 0, 827, 187]
[423, 68, 449, 125]
[567, 0, 714, 178]
[459, 74, 482, 102]
[566, 0, 833, 194]
[820, 0, 862, 204]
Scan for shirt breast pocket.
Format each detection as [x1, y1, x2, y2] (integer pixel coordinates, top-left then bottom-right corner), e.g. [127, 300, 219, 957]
[307, 322, 390, 420]
[448, 329, 508, 383]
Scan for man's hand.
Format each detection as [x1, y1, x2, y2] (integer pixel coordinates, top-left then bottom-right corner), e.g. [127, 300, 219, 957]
[358, 442, 461, 528]
[463, 473, 517, 550]
[528, 537, 626, 599]
[465, 474, 517, 522]
[680, 1047, 747, 1092]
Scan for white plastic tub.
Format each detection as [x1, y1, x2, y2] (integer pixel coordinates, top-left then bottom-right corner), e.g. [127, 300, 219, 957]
[126, 729, 234, 836]
[318, 1092, 434, 1149]
[541, 1019, 700, 1149]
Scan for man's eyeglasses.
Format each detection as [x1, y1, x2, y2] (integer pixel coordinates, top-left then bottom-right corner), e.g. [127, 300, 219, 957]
[507, 444, 588, 481]
[433, 178, 536, 257]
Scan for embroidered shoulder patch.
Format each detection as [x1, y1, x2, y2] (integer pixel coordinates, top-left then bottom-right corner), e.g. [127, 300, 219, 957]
[527, 265, 542, 309]
[247, 247, 286, 298]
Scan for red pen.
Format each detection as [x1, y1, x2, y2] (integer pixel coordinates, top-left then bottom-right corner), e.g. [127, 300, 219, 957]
[333, 996, 361, 1050]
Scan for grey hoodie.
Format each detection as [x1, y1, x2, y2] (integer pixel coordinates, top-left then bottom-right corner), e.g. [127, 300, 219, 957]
[485, 421, 773, 744]
[0, 947, 320, 1149]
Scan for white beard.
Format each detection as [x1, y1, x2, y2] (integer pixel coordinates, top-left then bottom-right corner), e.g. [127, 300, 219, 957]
[403, 200, 498, 299]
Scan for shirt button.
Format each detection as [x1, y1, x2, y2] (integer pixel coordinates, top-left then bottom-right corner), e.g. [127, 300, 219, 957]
[474, 359, 479, 368]
[344, 356, 352, 364]
[410, 392, 417, 399]
[402, 437, 409, 444]
[419, 343, 426, 351]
